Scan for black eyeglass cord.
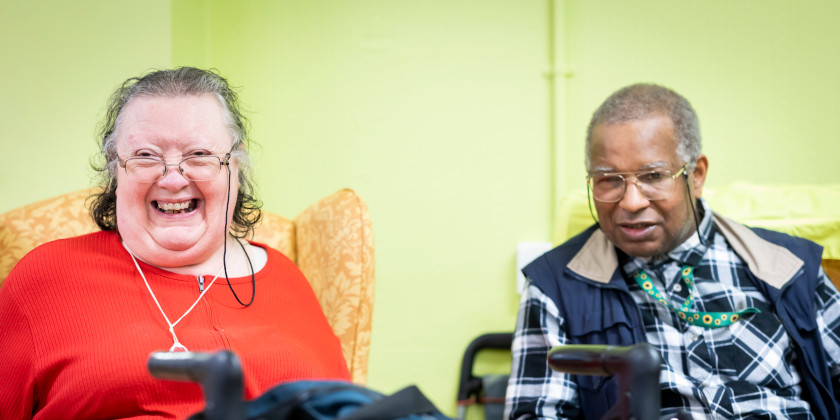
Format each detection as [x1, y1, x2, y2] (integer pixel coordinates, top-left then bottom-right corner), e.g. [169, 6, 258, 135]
[222, 160, 255, 307]
[683, 172, 706, 247]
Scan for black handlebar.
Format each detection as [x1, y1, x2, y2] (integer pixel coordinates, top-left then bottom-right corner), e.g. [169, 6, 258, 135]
[548, 343, 662, 420]
[148, 351, 245, 420]
[456, 332, 513, 403]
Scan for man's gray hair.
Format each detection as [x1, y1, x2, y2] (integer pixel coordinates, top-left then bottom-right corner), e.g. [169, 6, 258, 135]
[585, 83, 701, 171]
[89, 67, 262, 238]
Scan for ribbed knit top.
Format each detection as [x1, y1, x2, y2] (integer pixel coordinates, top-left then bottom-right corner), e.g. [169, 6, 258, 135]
[0, 231, 350, 419]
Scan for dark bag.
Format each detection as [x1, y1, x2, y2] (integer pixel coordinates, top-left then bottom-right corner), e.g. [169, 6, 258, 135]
[148, 351, 449, 420]
[187, 380, 451, 420]
[243, 380, 450, 420]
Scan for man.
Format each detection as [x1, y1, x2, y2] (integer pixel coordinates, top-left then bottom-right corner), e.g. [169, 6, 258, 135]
[505, 83, 840, 419]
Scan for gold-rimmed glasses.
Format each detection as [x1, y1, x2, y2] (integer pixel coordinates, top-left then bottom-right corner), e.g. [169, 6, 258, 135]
[587, 164, 688, 203]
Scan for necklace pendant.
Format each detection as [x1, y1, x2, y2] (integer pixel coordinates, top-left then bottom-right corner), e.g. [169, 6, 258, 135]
[169, 342, 189, 352]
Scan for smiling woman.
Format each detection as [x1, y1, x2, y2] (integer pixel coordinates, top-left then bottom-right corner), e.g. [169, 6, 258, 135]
[0, 68, 351, 419]
[113, 94, 243, 272]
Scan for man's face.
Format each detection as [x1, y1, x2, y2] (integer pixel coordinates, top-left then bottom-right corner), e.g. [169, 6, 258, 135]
[588, 116, 707, 258]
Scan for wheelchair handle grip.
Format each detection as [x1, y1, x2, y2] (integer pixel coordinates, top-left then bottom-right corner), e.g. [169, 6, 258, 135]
[148, 351, 220, 382]
[148, 351, 245, 420]
[548, 343, 662, 420]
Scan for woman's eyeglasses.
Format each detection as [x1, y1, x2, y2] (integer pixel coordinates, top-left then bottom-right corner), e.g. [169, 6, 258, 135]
[118, 153, 231, 183]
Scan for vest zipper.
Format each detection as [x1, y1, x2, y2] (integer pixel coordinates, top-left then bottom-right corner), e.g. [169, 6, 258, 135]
[197, 275, 205, 292]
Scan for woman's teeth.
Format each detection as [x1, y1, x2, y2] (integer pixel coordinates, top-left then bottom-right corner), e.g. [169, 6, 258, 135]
[156, 201, 194, 214]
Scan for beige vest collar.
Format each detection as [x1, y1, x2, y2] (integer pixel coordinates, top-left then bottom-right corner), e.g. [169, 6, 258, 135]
[567, 214, 802, 289]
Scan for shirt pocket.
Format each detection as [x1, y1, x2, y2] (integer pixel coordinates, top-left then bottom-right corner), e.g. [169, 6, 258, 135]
[566, 309, 637, 346]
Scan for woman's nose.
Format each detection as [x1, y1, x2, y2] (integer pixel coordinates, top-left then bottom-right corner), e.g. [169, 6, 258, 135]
[156, 164, 190, 189]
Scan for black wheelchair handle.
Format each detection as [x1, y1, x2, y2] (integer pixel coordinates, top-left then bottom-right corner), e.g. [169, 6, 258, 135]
[548, 343, 662, 420]
[456, 332, 513, 402]
[148, 350, 246, 420]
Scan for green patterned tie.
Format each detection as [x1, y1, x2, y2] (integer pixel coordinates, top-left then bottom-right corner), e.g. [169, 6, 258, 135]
[633, 266, 760, 329]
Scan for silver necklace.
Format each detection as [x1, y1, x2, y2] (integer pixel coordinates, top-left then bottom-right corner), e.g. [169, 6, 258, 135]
[122, 241, 223, 352]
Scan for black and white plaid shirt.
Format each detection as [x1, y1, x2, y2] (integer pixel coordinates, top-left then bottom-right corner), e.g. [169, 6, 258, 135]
[505, 200, 840, 419]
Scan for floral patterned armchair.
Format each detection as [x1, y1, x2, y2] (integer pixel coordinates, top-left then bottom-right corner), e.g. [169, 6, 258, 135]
[0, 188, 375, 384]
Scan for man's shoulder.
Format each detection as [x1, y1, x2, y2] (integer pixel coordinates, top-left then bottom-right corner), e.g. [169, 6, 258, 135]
[748, 225, 821, 249]
[712, 214, 824, 288]
[713, 213, 823, 254]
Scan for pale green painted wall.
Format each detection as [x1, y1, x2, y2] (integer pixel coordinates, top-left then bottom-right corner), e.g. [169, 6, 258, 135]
[0, 0, 172, 212]
[558, 0, 840, 204]
[4, 0, 840, 417]
[170, 1, 552, 414]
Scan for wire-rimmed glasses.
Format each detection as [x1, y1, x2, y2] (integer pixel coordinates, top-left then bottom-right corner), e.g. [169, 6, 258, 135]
[587, 164, 688, 203]
[118, 153, 231, 183]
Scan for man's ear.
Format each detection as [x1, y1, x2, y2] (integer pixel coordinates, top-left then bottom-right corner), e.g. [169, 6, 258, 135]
[691, 154, 709, 198]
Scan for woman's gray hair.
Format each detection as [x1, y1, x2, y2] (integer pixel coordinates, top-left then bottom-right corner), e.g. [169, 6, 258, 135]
[585, 83, 701, 172]
[89, 67, 262, 238]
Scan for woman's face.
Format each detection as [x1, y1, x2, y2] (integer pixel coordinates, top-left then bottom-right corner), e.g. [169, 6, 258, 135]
[114, 94, 239, 269]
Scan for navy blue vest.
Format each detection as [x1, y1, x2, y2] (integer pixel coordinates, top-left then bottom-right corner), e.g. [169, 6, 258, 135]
[523, 224, 839, 420]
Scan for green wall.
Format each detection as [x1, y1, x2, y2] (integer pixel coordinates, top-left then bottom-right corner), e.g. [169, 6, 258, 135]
[170, 1, 552, 414]
[3, 0, 840, 417]
[559, 0, 840, 196]
[0, 0, 172, 211]
[553, 0, 840, 243]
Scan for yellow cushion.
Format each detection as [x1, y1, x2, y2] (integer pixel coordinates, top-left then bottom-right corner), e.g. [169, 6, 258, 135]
[703, 183, 840, 260]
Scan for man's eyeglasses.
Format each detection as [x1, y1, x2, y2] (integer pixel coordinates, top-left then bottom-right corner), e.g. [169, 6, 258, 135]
[587, 164, 688, 203]
[118, 153, 231, 183]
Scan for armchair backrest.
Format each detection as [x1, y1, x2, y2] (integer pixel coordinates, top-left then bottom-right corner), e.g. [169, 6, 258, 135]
[0, 188, 375, 384]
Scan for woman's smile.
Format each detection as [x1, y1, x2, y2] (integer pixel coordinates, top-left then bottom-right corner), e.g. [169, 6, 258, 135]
[153, 199, 198, 214]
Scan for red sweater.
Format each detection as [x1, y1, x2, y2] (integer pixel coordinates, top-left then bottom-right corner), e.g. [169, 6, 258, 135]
[0, 231, 350, 419]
